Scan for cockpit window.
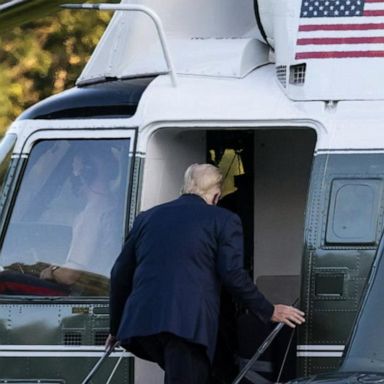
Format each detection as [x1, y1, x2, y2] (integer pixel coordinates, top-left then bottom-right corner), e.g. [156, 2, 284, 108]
[0, 139, 130, 297]
[0, 133, 17, 193]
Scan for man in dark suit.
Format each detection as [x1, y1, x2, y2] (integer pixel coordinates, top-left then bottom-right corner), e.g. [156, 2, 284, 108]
[106, 163, 305, 384]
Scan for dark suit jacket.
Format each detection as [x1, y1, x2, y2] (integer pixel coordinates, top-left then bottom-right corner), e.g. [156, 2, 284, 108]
[109, 194, 274, 361]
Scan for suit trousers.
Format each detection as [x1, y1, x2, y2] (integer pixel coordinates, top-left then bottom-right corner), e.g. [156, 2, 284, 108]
[130, 333, 211, 384]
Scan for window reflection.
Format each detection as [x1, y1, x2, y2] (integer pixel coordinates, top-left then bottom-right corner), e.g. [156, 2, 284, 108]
[0, 139, 130, 296]
[0, 133, 17, 199]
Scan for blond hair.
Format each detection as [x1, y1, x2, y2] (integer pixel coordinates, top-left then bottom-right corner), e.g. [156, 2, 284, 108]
[182, 164, 223, 198]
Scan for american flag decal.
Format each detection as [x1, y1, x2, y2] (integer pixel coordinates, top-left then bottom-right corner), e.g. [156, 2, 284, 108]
[296, 0, 384, 59]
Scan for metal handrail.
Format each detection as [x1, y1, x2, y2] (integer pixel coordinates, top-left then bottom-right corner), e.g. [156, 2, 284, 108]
[62, 3, 178, 87]
[232, 321, 285, 384]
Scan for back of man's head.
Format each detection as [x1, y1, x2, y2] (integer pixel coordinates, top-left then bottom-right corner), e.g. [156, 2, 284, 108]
[182, 164, 223, 204]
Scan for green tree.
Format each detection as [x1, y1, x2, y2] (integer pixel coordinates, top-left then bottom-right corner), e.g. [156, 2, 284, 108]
[0, 9, 111, 133]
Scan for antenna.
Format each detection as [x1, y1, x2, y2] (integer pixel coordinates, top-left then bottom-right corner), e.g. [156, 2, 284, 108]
[61, 3, 178, 87]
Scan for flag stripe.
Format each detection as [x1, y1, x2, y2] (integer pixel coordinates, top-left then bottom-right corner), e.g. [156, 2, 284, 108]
[364, 10, 384, 15]
[299, 23, 384, 31]
[297, 36, 384, 44]
[296, 50, 384, 59]
[297, 42, 384, 52]
[300, 29, 384, 37]
[299, 15, 384, 26]
[366, 0, 384, 3]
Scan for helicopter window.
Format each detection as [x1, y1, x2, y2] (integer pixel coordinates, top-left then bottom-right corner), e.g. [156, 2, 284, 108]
[0, 133, 17, 216]
[326, 178, 382, 245]
[0, 138, 130, 297]
[0, 134, 17, 192]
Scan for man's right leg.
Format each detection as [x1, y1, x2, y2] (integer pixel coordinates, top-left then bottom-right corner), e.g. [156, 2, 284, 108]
[162, 334, 210, 384]
[131, 333, 210, 384]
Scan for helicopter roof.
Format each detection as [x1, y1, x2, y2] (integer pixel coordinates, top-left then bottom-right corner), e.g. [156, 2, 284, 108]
[0, 0, 115, 33]
[76, 0, 384, 102]
[76, 0, 268, 85]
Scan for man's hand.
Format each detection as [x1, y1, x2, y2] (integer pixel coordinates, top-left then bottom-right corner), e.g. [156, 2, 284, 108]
[105, 334, 119, 352]
[271, 304, 305, 328]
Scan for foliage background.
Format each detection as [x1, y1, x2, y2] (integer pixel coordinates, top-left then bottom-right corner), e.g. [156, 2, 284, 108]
[0, 9, 111, 134]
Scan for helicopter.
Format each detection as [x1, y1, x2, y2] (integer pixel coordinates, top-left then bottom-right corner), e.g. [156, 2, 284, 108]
[0, 0, 117, 33]
[0, 0, 384, 382]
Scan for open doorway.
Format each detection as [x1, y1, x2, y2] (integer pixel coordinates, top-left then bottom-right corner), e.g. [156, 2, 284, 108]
[206, 129, 316, 296]
[141, 127, 317, 383]
[207, 129, 316, 383]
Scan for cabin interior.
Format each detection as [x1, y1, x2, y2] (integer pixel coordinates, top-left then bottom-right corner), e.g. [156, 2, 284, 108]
[139, 127, 317, 384]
